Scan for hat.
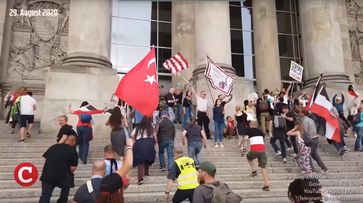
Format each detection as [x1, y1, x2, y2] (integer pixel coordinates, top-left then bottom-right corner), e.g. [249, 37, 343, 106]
[160, 110, 169, 117]
[100, 173, 123, 193]
[199, 161, 217, 177]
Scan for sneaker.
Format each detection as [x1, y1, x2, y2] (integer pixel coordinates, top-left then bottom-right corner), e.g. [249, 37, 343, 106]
[283, 158, 287, 163]
[220, 143, 224, 148]
[289, 153, 297, 157]
[322, 168, 328, 172]
[161, 168, 166, 171]
[262, 185, 270, 191]
[343, 146, 347, 152]
[250, 171, 257, 177]
[137, 180, 144, 185]
[275, 151, 282, 156]
[338, 149, 344, 157]
[11, 128, 15, 134]
[214, 144, 219, 148]
[287, 147, 293, 151]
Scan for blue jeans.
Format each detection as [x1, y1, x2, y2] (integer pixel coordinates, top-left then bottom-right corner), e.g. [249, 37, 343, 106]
[182, 107, 192, 129]
[188, 141, 203, 166]
[158, 140, 174, 170]
[168, 107, 175, 123]
[214, 121, 224, 143]
[176, 104, 182, 123]
[77, 126, 91, 164]
[355, 127, 363, 151]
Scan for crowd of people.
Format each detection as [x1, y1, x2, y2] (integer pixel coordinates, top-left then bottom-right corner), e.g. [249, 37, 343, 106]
[3, 83, 363, 203]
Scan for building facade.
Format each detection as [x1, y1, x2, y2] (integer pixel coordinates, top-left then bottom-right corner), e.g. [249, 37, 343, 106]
[0, 0, 362, 132]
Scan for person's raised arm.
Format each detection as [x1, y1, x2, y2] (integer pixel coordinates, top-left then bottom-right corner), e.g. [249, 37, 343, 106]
[285, 83, 292, 97]
[58, 135, 67, 143]
[116, 139, 134, 177]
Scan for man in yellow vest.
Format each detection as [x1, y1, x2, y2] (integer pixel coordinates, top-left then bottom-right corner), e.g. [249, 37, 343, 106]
[165, 146, 199, 203]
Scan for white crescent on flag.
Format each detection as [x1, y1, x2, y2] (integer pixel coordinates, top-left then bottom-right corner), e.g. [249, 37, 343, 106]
[147, 58, 156, 69]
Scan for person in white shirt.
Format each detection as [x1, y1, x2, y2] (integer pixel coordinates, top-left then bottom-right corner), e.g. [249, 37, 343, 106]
[18, 91, 37, 142]
[191, 87, 211, 140]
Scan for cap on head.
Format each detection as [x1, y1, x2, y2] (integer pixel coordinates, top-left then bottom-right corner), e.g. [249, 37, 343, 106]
[199, 161, 217, 177]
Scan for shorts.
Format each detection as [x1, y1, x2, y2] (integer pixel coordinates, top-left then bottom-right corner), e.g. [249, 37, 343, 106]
[246, 151, 267, 168]
[20, 115, 34, 128]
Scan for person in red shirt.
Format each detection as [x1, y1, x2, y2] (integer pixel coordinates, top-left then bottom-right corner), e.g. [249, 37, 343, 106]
[245, 121, 270, 191]
[69, 101, 106, 164]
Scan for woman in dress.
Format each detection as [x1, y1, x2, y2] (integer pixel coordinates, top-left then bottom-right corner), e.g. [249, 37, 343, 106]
[130, 116, 156, 185]
[287, 124, 312, 174]
[107, 107, 128, 161]
[235, 106, 249, 152]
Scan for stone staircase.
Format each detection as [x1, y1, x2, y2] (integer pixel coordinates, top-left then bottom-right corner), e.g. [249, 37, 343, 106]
[0, 121, 363, 203]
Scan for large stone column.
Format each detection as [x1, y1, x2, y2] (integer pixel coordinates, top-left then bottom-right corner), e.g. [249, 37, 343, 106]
[299, 0, 350, 86]
[252, 0, 281, 94]
[171, 2, 196, 87]
[41, 0, 117, 134]
[192, 2, 253, 118]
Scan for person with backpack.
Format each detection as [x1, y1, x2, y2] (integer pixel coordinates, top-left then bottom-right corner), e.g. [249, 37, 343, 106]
[69, 101, 106, 164]
[165, 147, 199, 203]
[256, 95, 272, 136]
[73, 160, 106, 203]
[193, 161, 242, 203]
[270, 103, 289, 163]
[106, 107, 128, 162]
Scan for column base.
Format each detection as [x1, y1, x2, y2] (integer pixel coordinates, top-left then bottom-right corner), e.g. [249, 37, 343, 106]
[304, 74, 351, 88]
[40, 54, 117, 136]
[61, 52, 112, 69]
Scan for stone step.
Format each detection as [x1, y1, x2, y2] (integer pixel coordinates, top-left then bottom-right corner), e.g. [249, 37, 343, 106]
[1, 186, 362, 201]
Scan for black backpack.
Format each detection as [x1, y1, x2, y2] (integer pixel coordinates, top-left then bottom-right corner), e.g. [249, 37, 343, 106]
[204, 182, 243, 203]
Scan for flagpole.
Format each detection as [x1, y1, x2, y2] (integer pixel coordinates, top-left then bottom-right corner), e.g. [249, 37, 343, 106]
[205, 77, 215, 102]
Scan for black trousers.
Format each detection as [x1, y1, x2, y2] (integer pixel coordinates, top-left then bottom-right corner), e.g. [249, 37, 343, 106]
[172, 189, 195, 203]
[197, 111, 211, 139]
[39, 181, 70, 203]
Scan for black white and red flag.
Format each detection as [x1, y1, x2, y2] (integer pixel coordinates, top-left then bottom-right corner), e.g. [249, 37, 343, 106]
[310, 85, 341, 143]
[306, 73, 323, 110]
[163, 53, 189, 74]
[348, 85, 359, 98]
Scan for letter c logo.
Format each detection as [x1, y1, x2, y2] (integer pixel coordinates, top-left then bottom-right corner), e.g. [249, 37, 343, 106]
[14, 162, 38, 187]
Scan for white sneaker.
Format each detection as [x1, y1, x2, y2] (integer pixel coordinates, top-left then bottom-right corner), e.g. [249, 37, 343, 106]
[275, 151, 282, 156]
[287, 147, 293, 151]
[283, 158, 287, 163]
[220, 143, 224, 148]
[289, 153, 297, 158]
[214, 144, 219, 148]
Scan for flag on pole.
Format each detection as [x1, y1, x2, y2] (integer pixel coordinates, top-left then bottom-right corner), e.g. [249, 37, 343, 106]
[310, 85, 341, 143]
[163, 53, 189, 74]
[114, 48, 159, 117]
[348, 85, 359, 98]
[306, 73, 323, 110]
[73, 104, 105, 115]
[205, 55, 236, 95]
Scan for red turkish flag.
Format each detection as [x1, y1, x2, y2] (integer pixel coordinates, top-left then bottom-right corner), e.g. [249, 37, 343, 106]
[114, 48, 159, 117]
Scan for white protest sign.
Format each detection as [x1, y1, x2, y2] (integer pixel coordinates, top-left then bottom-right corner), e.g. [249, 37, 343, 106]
[289, 61, 304, 82]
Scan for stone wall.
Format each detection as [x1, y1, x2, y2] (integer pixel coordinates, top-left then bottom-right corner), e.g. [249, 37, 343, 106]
[347, 0, 363, 84]
[2, 0, 69, 87]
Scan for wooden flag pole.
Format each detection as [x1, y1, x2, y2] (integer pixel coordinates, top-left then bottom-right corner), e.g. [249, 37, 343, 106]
[205, 77, 215, 102]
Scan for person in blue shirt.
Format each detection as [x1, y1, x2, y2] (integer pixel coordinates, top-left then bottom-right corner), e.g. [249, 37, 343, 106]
[354, 107, 363, 151]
